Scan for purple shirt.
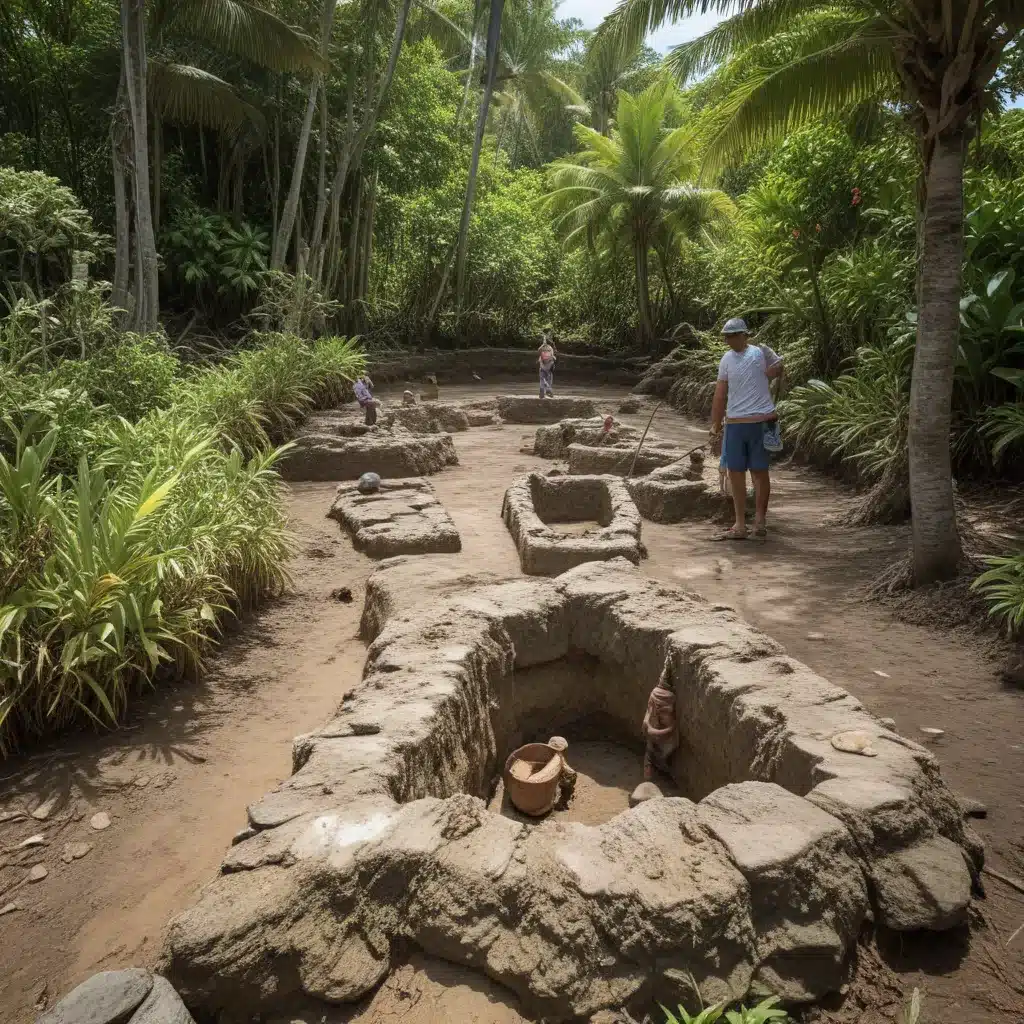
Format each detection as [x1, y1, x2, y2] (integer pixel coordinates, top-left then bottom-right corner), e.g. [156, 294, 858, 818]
[353, 380, 372, 405]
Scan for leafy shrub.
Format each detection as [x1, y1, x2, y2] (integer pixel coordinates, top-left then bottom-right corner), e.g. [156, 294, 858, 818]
[49, 333, 180, 421]
[974, 553, 1024, 636]
[0, 331, 365, 754]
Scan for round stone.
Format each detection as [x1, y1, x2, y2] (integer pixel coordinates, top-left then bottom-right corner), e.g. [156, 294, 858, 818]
[90, 811, 111, 831]
[629, 782, 663, 807]
[357, 472, 381, 494]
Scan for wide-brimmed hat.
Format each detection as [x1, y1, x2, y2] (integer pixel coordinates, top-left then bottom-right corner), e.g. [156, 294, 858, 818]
[722, 317, 749, 335]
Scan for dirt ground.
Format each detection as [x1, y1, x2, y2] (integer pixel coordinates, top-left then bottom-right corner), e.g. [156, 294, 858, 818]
[1, 382, 1022, 1024]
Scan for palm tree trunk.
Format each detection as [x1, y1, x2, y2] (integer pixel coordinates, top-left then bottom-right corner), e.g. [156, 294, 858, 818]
[151, 113, 162, 234]
[272, 0, 337, 271]
[121, 0, 158, 331]
[908, 127, 966, 584]
[634, 234, 653, 350]
[454, 0, 505, 310]
[111, 67, 131, 320]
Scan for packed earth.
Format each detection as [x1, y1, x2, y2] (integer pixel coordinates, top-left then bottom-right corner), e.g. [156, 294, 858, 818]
[1, 380, 1021, 1024]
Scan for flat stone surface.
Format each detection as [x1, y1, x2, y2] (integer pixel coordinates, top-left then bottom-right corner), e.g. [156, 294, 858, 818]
[501, 473, 643, 575]
[37, 968, 153, 1024]
[384, 403, 470, 434]
[328, 478, 461, 559]
[496, 395, 597, 424]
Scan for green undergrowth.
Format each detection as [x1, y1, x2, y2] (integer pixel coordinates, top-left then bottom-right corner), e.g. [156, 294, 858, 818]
[0, 332, 364, 756]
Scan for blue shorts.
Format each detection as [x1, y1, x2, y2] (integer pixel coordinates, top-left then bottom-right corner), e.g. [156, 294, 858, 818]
[723, 422, 771, 472]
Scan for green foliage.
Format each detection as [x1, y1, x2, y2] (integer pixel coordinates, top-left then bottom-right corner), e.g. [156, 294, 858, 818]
[0, 328, 364, 754]
[0, 168, 107, 290]
[662, 996, 788, 1024]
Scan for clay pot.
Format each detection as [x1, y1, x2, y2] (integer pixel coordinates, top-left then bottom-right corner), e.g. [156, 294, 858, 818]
[504, 743, 563, 817]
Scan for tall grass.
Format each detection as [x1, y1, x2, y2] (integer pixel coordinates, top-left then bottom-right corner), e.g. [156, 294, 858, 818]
[0, 333, 364, 755]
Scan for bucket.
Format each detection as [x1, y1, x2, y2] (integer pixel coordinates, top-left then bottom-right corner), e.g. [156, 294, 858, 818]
[504, 742, 563, 817]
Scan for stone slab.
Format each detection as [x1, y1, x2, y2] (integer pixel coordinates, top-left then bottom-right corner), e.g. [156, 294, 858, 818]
[328, 479, 462, 558]
[496, 396, 597, 424]
[279, 430, 458, 481]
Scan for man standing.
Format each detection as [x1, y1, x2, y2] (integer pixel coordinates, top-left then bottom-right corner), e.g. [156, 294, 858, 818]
[709, 318, 783, 540]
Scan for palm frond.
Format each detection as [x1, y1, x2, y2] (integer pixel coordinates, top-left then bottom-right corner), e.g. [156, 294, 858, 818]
[149, 62, 265, 135]
[167, 0, 325, 74]
[695, 17, 898, 173]
[602, 0, 744, 53]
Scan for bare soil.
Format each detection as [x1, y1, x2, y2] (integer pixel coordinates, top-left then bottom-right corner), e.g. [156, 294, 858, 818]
[1, 382, 1021, 1024]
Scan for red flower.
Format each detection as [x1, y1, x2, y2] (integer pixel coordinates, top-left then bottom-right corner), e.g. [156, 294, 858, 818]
[815, 223, 822, 232]
[851, 187, 862, 207]
[792, 228, 800, 238]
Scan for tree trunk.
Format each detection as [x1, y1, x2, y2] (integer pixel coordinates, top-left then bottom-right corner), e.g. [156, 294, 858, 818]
[454, 0, 505, 310]
[908, 127, 966, 584]
[272, 0, 337, 271]
[120, 0, 158, 332]
[111, 66, 131, 320]
[634, 234, 653, 350]
[308, 81, 331, 277]
[151, 112, 162, 234]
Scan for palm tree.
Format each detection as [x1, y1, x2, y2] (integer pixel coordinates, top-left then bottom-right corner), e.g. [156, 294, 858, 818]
[570, 27, 658, 135]
[603, 1, 1024, 584]
[543, 85, 733, 348]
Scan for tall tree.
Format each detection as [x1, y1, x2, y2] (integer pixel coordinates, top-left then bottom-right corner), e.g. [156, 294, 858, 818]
[605, 0, 1024, 584]
[543, 85, 733, 348]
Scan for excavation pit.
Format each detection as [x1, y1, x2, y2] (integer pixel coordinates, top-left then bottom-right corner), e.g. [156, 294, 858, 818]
[531, 417, 640, 459]
[164, 560, 981, 1023]
[567, 440, 689, 476]
[501, 473, 643, 575]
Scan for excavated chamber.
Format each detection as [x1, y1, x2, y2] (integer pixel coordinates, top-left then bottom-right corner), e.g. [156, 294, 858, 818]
[162, 560, 982, 1023]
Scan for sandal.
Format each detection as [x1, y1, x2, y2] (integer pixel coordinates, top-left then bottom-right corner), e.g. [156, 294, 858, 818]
[712, 527, 747, 542]
[753, 523, 768, 539]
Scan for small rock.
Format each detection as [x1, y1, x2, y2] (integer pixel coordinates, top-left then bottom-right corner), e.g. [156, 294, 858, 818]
[0, 810, 27, 825]
[806, 632, 827, 641]
[472, 373, 482, 381]
[629, 782, 663, 807]
[872, 670, 891, 679]
[330, 587, 353, 603]
[61, 842, 93, 863]
[830, 730, 878, 756]
[231, 826, 257, 846]
[919, 727, 945, 741]
[955, 794, 987, 819]
[879, 717, 896, 729]
[357, 472, 381, 495]
[135, 776, 150, 788]
[31, 796, 58, 821]
[90, 811, 111, 831]
[28, 863, 48, 882]
[0, 902, 20, 916]
[18, 834, 47, 848]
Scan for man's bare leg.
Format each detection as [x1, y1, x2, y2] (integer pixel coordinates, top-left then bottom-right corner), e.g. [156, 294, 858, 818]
[751, 469, 770, 531]
[728, 471, 748, 534]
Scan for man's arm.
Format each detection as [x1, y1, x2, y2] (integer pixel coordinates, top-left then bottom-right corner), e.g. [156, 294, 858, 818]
[711, 380, 728, 432]
[760, 344, 784, 379]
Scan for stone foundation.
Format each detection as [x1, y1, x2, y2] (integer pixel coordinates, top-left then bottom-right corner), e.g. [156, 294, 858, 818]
[383, 403, 471, 433]
[566, 442, 686, 476]
[162, 561, 981, 1023]
[532, 417, 639, 459]
[279, 429, 458, 481]
[496, 396, 598, 424]
[501, 473, 643, 575]
[328, 479, 462, 558]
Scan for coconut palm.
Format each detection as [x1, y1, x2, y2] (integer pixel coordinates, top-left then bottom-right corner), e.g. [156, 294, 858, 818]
[602, 1, 1024, 583]
[543, 85, 734, 349]
[570, 27, 659, 135]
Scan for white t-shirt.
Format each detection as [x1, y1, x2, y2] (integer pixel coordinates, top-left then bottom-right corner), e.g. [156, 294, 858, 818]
[717, 344, 781, 420]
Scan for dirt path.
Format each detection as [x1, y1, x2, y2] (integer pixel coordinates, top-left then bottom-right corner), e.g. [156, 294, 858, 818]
[1, 383, 1021, 1024]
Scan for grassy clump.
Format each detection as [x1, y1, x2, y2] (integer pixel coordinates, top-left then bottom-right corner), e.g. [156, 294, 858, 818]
[0, 333, 364, 756]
